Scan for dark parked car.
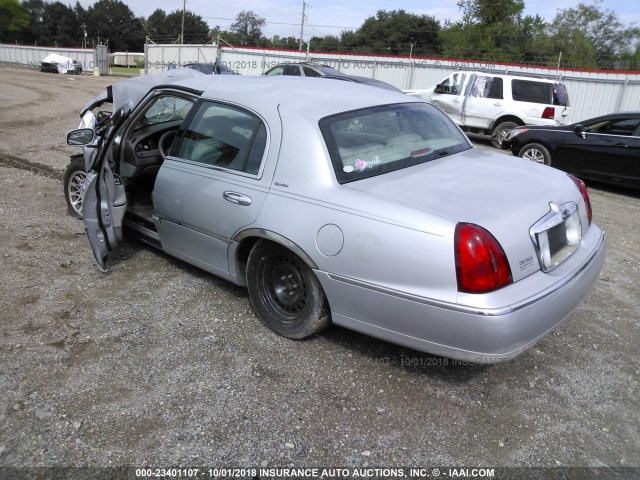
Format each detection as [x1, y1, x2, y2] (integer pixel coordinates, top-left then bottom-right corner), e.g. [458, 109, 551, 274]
[184, 60, 237, 75]
[264, 62, 402, 92]
[503, 112, 640, 189]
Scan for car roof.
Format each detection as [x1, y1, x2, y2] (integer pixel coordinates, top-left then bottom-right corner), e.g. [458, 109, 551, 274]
[454, 71, 563, 84]
[190, 75, 418, 118]
[84, 71, 418, 119]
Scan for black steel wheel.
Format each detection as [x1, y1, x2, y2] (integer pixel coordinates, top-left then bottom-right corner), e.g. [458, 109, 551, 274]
[246, 240, 330, 339]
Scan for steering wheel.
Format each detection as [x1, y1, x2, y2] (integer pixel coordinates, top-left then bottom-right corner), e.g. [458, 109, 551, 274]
[158, 130, 177, 160]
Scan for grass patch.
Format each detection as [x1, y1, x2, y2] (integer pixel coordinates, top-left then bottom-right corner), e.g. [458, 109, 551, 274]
[109, 66, 142, 76]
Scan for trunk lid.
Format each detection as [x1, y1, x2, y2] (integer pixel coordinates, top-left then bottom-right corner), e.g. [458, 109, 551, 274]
[345, 148, 585, 281]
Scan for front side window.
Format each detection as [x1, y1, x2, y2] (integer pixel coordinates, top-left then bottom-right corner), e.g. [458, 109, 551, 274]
[282, 65, 301, 76]
[584, 118, 640, 136]
[438, 72, 467, 95]
[177, 102, 267, 174]
[320, 103, 471, 184]
[133, 95, 193, 131]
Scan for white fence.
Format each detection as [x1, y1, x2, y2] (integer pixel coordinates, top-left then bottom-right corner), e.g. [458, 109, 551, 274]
[0, 44, 108, 74]
[144, 44, 219, 74]
[217, 47, 640, 123]
[2, 43, 639, 123]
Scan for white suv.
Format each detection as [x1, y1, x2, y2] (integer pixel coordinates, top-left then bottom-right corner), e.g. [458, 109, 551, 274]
[407, 71, 570, 147]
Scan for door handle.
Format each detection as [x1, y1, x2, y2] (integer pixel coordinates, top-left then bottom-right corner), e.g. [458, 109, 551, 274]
[614, 143, 628, 148]
[493, 102, 501, 107]
[223, 191, 252, 206]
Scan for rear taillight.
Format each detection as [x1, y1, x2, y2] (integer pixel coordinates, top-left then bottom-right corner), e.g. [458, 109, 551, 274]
[569, 174, 592, 225]
[455, 223, 513, 294]
[542, 107, 555, 119]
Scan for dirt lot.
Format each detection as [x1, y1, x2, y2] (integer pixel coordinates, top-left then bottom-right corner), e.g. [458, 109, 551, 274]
[0, 68, 639, 475]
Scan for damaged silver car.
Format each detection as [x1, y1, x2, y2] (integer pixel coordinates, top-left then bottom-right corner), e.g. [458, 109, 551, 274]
[64, 71, 605, 362]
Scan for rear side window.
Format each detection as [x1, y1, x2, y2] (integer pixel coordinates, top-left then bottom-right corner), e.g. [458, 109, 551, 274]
[283, 65, 301, 76]
[320, 103, 470, 184]
[471, 76, 503, 99]
[511, 80, 551, 104]
[177, 102, 267, 174]
[303, 66, 322, 77]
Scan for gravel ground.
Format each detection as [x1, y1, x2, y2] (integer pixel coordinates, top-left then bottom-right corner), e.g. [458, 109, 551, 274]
[0, 68, 639, 476]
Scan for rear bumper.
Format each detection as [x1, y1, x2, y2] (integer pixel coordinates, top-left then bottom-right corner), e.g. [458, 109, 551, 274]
[317, 226, 605, 362]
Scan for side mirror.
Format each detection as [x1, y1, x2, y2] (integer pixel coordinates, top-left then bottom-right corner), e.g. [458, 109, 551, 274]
[573, 124, 585, 138]
[434, 84, 450, 94]
[67, 128, 95, 146]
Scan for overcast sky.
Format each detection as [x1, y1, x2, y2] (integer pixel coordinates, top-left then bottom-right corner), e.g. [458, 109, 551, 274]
[78, 0, 639, 42]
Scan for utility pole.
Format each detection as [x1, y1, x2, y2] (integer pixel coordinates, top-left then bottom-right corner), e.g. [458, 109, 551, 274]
[181, 0, 186, 44]
[82, 23, 87, 49]
[298, 1, 307, 51]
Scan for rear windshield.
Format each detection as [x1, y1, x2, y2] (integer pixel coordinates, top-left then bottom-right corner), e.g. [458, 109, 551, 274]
[553, 83, 569, 106]
[320, 103, 471, 184]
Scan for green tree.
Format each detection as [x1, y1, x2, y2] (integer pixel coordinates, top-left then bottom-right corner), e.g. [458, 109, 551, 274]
[40, 1, 79, 47]
[145, 8, 167, 42]
[440, 0, 547, 63]
[548, 0, 640, 69]
[308, 35, 340, 52]
[164, 9, 211, 44]
[86, 0, 145, 51]
[270, 35, 299, 50]
[341, 10, 441, 56]
[230, 10, 266, 46]
[0, 0, 29, 42]
[145, 8, 210, 44]
[208, 25, 240, 47]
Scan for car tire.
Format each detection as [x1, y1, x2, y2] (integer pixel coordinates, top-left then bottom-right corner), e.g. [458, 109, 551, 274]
[491, 121, 519, 148]
[518, 143, 552, 166]
[246, 240, 331, 340]
[64, 156, 86, 218]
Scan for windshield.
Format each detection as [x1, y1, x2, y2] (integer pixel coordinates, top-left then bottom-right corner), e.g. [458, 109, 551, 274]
[133, 96, 194, 131]
[320, 103, 471, 184]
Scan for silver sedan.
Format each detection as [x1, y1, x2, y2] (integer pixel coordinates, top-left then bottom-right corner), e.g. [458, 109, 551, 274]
[65, 71, 605, 362]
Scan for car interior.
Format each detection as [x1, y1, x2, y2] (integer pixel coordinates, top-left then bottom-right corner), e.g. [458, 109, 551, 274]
[104, 95, 268, 238]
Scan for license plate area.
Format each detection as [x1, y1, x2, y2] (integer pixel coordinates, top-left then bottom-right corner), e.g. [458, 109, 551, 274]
[531, 202, 582, 272]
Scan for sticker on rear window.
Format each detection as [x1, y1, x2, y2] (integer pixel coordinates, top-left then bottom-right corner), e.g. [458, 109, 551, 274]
[349, 156, 382, 172]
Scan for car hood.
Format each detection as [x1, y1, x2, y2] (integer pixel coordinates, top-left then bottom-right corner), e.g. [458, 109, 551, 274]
[512, 124, 573, 133]
[80, 68, 205, 116]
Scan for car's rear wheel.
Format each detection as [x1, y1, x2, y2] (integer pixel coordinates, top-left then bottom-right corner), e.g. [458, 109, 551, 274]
[246, 240, 330, 339]
[518, 143, 551, 166]
[64, 156, 86, 218]
[491, 121, 519, 148]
